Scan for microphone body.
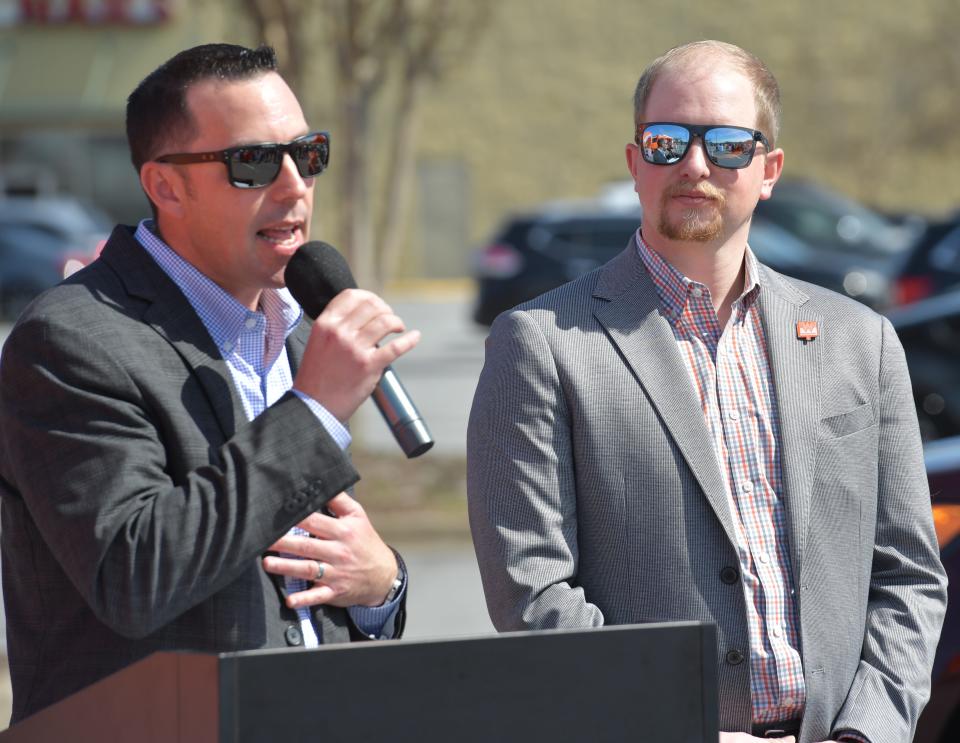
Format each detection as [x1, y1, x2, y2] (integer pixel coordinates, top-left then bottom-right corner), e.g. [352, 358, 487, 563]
[285, 241, 434, 458]
[372, 368, 434, 458]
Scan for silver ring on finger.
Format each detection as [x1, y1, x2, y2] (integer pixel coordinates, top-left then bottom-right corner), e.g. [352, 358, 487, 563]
[313, 561, 326, 582]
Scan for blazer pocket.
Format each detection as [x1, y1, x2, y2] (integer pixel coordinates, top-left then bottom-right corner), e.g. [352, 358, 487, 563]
[820, 403, 875, 439]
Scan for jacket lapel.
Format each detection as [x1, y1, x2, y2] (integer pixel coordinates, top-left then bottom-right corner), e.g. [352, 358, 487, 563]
[285, 317, 312, 375]
[99, 226, 245, 438]
[756, 266, 821, 587]
[592, 243, 739, 549]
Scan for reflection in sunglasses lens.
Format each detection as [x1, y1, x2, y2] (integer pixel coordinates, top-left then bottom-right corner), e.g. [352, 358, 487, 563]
[642, 125, 689, 165]
[230, 147, 281, 188]
[705, 128, 754, 168]
[226, 133, 329, 187]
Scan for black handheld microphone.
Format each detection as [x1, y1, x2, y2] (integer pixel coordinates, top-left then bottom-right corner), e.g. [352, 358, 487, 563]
[284, 241, 434, 458]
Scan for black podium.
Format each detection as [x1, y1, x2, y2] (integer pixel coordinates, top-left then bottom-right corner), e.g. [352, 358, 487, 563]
[0, 621, 718, 742]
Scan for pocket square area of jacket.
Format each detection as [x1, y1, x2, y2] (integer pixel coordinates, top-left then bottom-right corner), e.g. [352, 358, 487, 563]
[820, 403, 876, 439]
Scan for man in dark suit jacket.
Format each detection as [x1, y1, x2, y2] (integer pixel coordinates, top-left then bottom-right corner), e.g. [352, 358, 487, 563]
[0, 43, 417, 723]
[467, 41, 946, 743]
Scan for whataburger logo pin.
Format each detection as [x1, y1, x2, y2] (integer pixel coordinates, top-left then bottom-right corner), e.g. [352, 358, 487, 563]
[796, 320, 819, 341]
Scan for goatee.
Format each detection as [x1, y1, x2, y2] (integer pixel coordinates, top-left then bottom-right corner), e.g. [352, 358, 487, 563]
[658, 182, 726, 242]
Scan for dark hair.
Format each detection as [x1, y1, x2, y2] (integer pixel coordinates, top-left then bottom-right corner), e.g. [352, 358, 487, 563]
[126, 43, 278, 173]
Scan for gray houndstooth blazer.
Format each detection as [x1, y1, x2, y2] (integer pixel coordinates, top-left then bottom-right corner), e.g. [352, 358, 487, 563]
[0, 225, 401, 723]
[467, 240, 947, 743]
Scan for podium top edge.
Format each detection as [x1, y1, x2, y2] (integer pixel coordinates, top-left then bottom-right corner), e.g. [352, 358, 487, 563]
[194, 619, 717, 660]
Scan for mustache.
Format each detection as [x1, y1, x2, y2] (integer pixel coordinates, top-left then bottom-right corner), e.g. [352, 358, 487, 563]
[664, 181, 725, 203]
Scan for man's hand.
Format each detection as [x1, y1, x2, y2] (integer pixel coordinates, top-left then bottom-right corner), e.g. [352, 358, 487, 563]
[293, 288, 420, 423]
[719, 734, 795, 743]
[262, 492, 399, 609]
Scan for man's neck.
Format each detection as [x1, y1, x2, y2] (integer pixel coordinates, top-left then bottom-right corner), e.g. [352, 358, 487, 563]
[643, 230, 748, 327]
[152, 220, 263, 311]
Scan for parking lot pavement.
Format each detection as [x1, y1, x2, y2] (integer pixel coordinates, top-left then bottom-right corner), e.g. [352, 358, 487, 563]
[396, 541, 495, 640]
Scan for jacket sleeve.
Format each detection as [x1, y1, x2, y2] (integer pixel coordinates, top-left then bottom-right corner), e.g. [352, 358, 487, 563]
[0, 310, 359, 638]
[467, 309, 604, 631]
[831, 317, 948, 741]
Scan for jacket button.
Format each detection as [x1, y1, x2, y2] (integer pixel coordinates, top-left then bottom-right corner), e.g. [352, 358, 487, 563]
[284, 625, 303, 646]
[725, 649, 745, 665]
[720, 566, 740, 584]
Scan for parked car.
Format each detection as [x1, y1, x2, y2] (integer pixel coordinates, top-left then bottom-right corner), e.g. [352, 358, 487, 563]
[915, 434, 960, 743]
[889, 212, 960, 307]
[472, 180, 916, 325]
[472, 201, 641, 326]
[750, 179, 920, 309]
[0, 195, 108, 319]
[887, 288, 960, 442]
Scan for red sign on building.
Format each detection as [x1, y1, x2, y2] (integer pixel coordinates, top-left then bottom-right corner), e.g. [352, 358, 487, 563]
[5, 0, 172, 25]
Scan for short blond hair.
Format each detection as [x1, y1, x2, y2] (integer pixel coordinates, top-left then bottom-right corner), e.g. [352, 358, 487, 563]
[633, 40, 781, 148]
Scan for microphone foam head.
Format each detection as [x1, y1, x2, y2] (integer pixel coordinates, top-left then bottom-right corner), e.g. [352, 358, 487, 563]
[284, 241, 357, 319]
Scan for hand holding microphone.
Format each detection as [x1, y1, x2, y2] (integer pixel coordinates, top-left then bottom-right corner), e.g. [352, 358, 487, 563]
[285, 242, 434, 458]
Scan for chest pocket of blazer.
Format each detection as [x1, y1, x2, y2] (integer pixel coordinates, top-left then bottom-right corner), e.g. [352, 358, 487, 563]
[819, 402, 875, 439]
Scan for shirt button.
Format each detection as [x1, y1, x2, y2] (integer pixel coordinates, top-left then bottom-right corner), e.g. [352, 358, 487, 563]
[691, 286, 703, 298]
[782, 697, 795, 707]
[245, 317, 257, 329]
[222, 340, 234, 352]
[741, 481, 754, 493]
[728, 410, 740, 422]
[771, 626, 783, 638]
[758, 552, 770, 565]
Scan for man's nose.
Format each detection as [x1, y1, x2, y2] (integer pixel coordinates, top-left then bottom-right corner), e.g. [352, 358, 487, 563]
[679, 134, 712, 178]
[271, 152, 311, 198]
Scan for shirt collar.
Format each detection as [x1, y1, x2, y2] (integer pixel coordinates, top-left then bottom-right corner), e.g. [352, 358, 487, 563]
[133, 220, 302, 351]
[634, 228, 762, 323]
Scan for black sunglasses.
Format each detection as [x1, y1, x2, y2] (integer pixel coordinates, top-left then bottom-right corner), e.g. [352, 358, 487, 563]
[635, 122, 769, 169]
[155, 131, 330, 189]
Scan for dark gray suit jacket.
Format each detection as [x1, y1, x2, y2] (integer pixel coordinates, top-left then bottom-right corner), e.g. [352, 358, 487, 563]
[0, 225, 401, 723]
[467, 242, 947, 743]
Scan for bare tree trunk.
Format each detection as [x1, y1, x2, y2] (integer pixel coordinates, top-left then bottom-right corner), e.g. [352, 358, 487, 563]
[242, 0, 496, 288]
[375, 0, 494, 286]
[375, 72, 425, 287]
[241, 0, 305, 95]
[328, 0, 402, 288]
[338, 88, 376, 288]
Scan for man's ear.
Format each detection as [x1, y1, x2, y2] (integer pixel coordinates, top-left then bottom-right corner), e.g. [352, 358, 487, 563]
[625, 142, 642, 193]
[140, 162, 187, 218]
[758, 147, 784, 201]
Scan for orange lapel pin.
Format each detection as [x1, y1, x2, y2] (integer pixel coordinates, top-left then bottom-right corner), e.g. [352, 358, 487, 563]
[796, 320, 819, 341]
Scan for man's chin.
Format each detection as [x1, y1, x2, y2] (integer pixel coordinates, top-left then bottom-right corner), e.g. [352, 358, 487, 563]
[660, 218, 723, 243]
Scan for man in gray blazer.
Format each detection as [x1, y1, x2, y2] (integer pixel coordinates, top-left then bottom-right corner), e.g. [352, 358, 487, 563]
[0, 44, 416, 723]
[467, 41, 947, 743]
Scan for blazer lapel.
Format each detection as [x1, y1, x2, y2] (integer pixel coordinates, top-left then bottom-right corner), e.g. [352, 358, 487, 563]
[99, 226, 245, 438]
[285, 317, 312, 375]
[592, 244, 739, 549]
[756, 266, 821, 588]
